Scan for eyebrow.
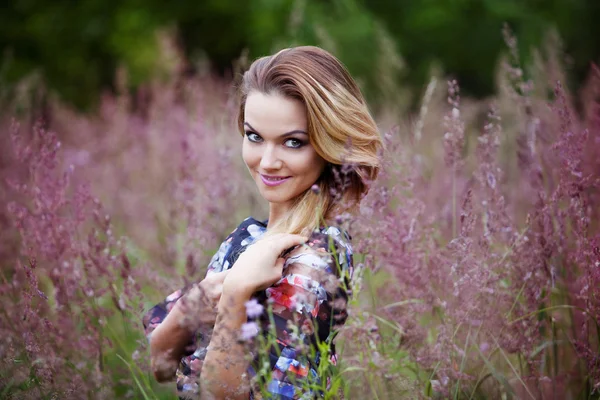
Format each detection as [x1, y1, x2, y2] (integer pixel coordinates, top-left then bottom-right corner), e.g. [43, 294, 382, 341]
[244, 122, 307, 137]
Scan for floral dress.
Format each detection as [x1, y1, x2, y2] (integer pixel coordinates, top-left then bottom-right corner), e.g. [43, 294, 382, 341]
[142, 217, 353, 399]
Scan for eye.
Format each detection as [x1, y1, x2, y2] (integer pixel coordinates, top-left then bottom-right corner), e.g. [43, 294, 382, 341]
[284, 138, 304, 149]
[245, 131, 262, 143]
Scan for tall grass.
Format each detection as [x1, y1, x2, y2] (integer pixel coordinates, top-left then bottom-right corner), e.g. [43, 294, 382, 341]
[1, 34, 599, 398]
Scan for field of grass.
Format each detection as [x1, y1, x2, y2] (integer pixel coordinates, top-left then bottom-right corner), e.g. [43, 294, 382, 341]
[0, 35, 599, 399]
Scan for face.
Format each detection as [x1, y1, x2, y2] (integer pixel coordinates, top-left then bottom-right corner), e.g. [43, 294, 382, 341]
[242, 91, 326, 210]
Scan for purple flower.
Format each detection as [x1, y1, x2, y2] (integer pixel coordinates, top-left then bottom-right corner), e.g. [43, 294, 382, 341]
[244, 298, 264, 318]
[240, 321, 260, 341]
[479, 342, 490, 353]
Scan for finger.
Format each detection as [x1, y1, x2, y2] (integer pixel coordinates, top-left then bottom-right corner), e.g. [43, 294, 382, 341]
[265, 233, 307, 243]
[214, 283, 224, 299]
[274, 256, 286, 272]
[213, 269, 230, 283]
[271, 234, 308, 254]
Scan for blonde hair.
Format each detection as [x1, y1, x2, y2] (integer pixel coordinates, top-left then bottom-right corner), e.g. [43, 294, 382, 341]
[237, 46, 382, 235]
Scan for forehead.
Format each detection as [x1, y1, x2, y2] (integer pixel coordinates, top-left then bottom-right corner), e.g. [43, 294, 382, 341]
[244, 92, 307, 135]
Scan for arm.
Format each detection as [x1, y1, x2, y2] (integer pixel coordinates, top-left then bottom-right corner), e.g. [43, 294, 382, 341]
[200, 233, 308, 399]
[146, 271, 229, 382]
[200, 282, 254, 399]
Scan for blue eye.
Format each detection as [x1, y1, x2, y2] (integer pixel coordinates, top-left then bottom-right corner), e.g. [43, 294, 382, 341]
[285, 138, 304, 148]
[245, 131, 262, 143]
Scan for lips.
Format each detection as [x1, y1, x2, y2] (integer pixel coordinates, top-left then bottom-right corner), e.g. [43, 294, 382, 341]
[260, 174, 292, 187]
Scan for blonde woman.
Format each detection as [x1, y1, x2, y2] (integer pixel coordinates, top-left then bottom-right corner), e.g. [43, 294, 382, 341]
[143, 46, 382, 399]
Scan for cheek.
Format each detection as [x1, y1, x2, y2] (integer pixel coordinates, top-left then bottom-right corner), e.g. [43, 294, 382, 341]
[295, 150, 326, 179]
[242, 142, 257, 169]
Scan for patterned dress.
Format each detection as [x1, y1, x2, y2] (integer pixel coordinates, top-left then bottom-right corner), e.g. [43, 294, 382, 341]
[142, 217, 353, 399]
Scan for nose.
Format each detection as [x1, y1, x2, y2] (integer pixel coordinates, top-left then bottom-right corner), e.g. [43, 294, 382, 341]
[259, 144, 282, 170]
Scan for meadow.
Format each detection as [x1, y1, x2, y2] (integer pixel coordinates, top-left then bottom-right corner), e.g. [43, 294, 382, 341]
[0, 33, 599, 399]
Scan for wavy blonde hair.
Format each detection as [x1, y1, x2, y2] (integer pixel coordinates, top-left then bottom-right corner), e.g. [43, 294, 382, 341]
[237, 46, 382, 235]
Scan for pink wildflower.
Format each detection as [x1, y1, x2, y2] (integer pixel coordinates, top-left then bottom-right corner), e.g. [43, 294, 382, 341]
[240, 321, 260, 341]
[244, 299, 264, 318]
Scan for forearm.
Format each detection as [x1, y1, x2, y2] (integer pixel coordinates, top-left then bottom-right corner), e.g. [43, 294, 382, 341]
[149, 284, 208, 382]
[201, 285, 252, 399]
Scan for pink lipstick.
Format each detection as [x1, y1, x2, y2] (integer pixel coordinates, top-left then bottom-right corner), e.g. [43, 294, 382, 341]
[260, 174, 291, 187]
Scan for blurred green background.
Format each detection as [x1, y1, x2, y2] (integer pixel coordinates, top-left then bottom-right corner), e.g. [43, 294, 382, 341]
[2, 0, 599, 109]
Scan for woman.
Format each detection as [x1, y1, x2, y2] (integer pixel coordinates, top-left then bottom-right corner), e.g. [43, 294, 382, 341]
[143, 46, 382, 399]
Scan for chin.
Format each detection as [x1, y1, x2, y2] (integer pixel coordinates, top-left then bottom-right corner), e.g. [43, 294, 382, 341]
[260, 192, 294, 204]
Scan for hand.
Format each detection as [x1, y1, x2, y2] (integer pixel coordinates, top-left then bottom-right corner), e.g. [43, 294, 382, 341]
[223, 233, 307, 297]
[179, 270, 230, 327]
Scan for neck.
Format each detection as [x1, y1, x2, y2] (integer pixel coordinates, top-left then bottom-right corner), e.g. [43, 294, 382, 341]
[267, 201, 293, 230]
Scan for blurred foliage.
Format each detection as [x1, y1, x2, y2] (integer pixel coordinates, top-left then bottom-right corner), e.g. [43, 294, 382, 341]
[1, 0, 599, 109]
[360, 0, 600, 98]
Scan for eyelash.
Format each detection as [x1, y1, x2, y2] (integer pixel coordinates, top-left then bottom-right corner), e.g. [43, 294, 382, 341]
[245, 131, 262, 143]
[244, 131, 305, 149]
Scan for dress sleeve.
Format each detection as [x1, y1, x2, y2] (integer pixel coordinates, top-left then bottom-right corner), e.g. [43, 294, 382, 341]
[142, 288, 186, 339]
[266, 226, 354, 343]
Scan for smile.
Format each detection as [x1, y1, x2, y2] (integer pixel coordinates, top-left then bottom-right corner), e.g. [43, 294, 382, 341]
[260, 174, 292, 187]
